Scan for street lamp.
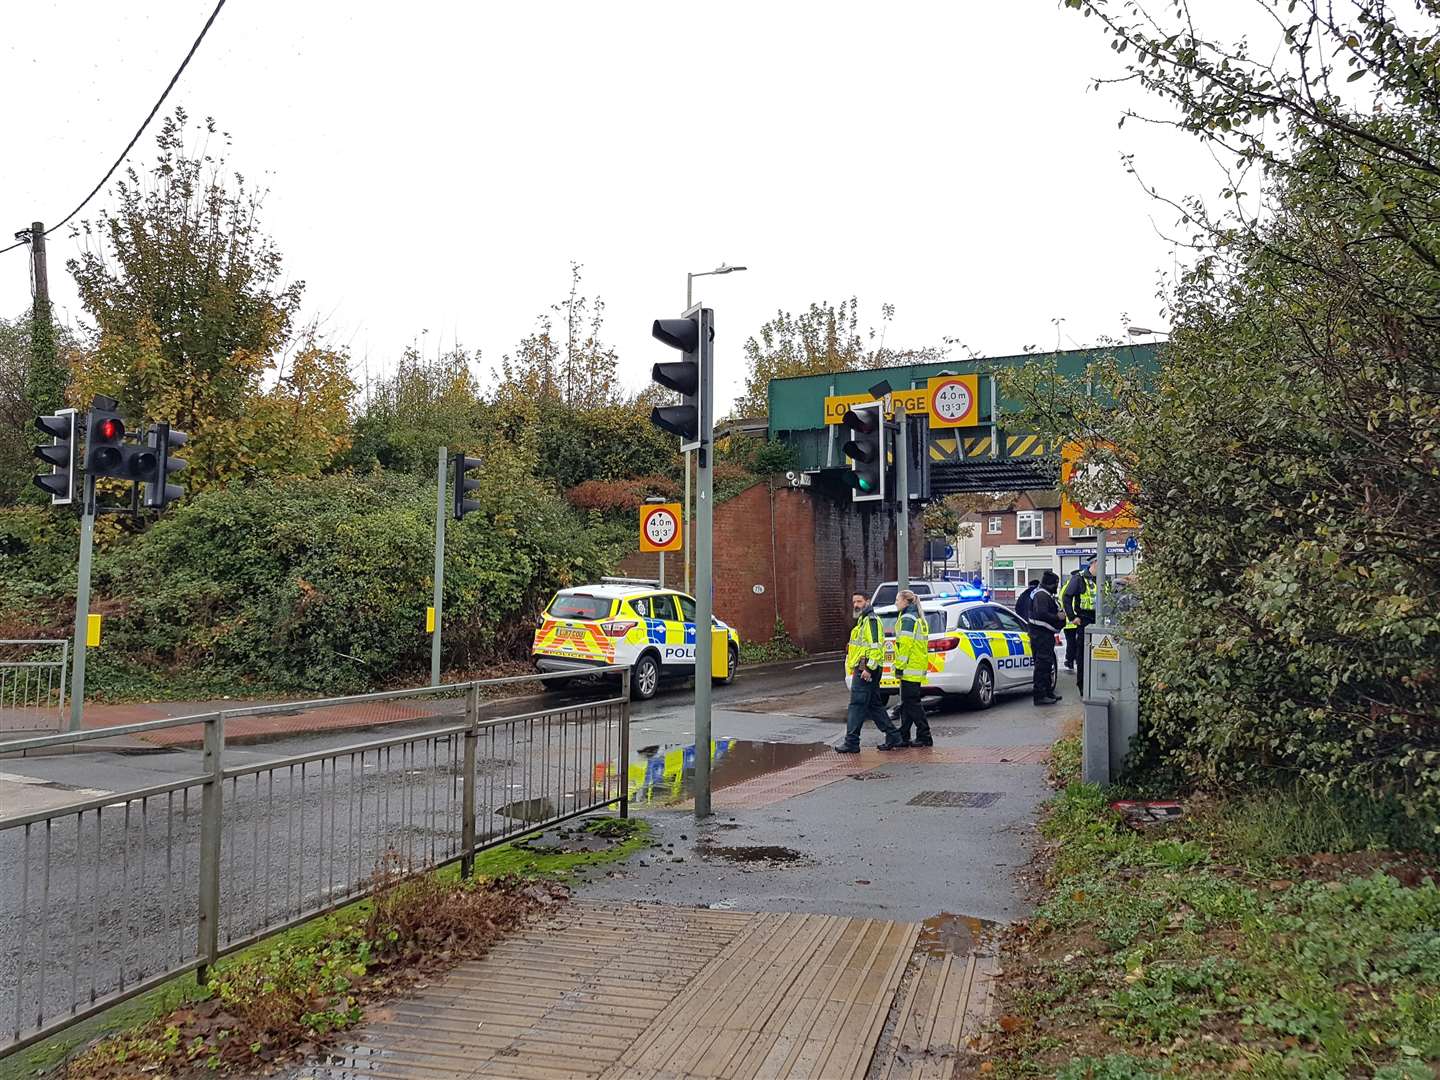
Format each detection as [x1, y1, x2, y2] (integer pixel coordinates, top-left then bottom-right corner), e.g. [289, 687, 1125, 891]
[686, 263, 747, 309]
[681, 263, 749, 593]
[1126, 326, 1168, 337]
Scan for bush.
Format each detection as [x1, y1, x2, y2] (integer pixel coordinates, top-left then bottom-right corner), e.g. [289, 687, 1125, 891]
[67, 465, 619, 697]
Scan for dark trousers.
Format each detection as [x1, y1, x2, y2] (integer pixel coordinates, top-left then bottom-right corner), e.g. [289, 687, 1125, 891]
[898, 681, 931, 745]
[1030, 627, 1057, 704]
[1063, 626, 1079, 667]
[1074, 616, 1094, 694]
[845, 673, 897, 750]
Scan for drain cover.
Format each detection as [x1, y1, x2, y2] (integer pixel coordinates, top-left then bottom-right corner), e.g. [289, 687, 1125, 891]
[907, 790, 1003, 808]
[848, 772, 892, 781]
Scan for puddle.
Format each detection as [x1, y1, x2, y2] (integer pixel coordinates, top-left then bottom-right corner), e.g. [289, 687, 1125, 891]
[606, 739, 831, 807]
[696, 843, 805, 863]
[917, 912, 995, 958]
[497, 796, 555, 822]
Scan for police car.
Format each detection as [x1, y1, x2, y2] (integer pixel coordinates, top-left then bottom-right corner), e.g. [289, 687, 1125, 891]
[532, 578, 741, 701]
[845, 598, 1060, 708]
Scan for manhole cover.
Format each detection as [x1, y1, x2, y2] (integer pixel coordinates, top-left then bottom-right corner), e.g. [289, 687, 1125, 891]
[907, 790, 1003, 808]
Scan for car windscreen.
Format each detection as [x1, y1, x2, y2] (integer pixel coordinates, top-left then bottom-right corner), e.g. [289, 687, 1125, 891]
[872, 584, 932, 607]
[547, 594, 612, 620]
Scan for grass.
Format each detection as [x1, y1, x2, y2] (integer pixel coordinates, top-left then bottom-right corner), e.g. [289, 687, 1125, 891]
[989, 779, 1440, 1077]
[3, 817, 650, 1079]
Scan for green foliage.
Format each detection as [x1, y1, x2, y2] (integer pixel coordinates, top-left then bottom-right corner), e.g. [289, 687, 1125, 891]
[996, 780, 1440, 1076]
[66, 109, 354, 494]
[0, 312, 82, 506]
[1004, 2, 1440, 821]
[69, 468, 618, 696]
[739, 617, 806, 664]
[346, 346, 486, 475]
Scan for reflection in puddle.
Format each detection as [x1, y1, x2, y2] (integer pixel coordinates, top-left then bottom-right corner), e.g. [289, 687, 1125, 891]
[917, 912, 995, 957]
[593, 739, 830, 806]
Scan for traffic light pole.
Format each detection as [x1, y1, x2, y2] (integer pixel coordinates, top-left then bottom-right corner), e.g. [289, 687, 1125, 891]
[693, 310, 715, 820]
[68, 479, 96, 730]
[896, 406, 910, 593]
[431, 446, 447, 688]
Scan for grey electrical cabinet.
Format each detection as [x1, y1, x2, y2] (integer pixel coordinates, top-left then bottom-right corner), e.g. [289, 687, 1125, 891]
[1081, 626, 1140, 784]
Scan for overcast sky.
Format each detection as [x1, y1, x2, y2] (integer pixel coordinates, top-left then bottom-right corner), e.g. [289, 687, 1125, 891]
[1, 1, 1219, 414]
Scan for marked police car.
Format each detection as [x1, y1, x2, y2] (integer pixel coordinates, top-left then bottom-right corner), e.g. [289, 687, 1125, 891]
[532, 578, 741, 701]
[845, 598, 1060, 708]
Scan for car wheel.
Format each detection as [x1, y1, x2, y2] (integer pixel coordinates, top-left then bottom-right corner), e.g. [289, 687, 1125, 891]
[966, 663, 995, 709]
[715, 644, 739, 685]
[631, 653, 660, 701]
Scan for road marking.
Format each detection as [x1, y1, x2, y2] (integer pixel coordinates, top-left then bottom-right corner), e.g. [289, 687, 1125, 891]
[0, 771, 110, 798]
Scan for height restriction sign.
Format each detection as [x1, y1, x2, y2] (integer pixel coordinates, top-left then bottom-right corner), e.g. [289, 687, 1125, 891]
[926, 374, 980, 428]
[639, 502, 683, 552]
[1060, 440, 1139, 529]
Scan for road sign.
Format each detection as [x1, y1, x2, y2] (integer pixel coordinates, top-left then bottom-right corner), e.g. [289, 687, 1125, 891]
[926, 374, 979, 428]
[1124, 535, 1138, 554]
[640, 502, 683, 552]
[823, 387, 928, 424]
[944, 544, 955, 560]
[1060, 439, 1139, 529]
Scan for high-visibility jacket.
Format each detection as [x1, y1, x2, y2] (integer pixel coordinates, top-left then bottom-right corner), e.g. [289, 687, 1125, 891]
[846, 611, 885, 674]
[894, 610, 930, 683]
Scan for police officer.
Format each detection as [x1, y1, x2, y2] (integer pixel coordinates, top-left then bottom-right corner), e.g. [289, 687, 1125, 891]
[839, 593, 900, 753]
[1028, 571, 1065, 706]
[1062, 568, 1083, 669]
[893, 590, 933, 748]
[1014, 579, 1039, 622]
[1062, 558, 1098, 694]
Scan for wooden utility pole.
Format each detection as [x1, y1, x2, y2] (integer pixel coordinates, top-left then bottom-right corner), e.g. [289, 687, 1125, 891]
[30, 222, 49, 314]
[26, 221, 63, 414]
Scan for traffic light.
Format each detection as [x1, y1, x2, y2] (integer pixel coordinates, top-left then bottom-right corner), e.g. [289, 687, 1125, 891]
[33, 409, 76, 504]
[649, 306, 713, 451]
[452, 452, 482, 520]
[840, 401, 885, 503]
[141, 423, 189, 509]
[84, 403, 128, 479]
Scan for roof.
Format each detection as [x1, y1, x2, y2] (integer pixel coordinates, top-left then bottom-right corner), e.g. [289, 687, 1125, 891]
[556, 583, 669, 600]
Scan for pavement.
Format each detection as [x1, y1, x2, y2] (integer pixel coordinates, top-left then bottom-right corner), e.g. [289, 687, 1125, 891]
[573, 663, 1073, 924]
[1, 654, 1076, 1073]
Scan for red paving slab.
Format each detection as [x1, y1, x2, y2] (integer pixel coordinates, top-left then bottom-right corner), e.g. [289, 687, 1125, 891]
[76, 700, 457, 748]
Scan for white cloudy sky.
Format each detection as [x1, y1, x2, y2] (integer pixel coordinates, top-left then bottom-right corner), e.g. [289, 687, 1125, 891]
[1, 0, 1222, 414]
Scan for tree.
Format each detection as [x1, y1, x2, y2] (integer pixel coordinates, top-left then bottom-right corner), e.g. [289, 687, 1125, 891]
[734, 299, 953, 417]
[1004, 0, 1440, 818]
[347, 347, 486, 475]
[0, 312, 82, 505]
[66, 109, 353, 491]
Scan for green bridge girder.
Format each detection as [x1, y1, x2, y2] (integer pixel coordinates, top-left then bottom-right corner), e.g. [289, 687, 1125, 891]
[765, 344, 1158, 493]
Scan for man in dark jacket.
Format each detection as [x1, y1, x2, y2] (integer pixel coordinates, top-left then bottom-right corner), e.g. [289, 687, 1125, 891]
[1014, 579, 1039, 622]
[1028, 571, 1066, 705]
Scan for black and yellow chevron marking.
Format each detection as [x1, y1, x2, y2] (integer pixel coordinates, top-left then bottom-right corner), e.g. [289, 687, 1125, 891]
[928, 433, 995, 461]
[1005, 434, 1047, 458]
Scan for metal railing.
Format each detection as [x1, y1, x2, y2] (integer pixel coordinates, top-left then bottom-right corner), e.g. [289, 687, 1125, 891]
[0, 669, 630, 1057]
[0, 640, 68, 735]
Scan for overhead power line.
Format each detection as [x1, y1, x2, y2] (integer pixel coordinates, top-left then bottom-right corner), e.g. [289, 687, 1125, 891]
[1, 0, 229, 256]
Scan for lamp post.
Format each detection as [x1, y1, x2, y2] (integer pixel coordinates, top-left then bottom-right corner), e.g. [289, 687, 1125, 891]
[682, 263, 748, 593]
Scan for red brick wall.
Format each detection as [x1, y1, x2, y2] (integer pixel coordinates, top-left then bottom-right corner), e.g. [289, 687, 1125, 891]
[616, 483, 923, 653]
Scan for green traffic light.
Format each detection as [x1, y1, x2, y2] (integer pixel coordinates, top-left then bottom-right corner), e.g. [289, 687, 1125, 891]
[858, 477, 872, 491]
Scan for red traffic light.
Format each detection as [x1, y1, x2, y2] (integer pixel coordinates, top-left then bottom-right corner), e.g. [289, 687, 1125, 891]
[97, 418, 123, 441]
